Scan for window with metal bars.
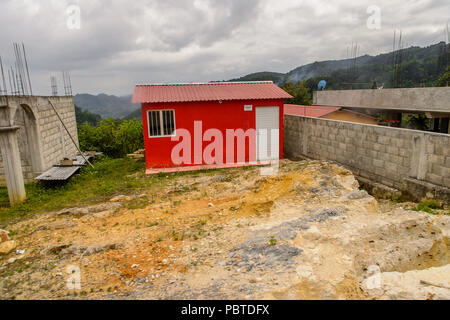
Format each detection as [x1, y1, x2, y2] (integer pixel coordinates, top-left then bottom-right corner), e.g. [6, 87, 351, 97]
[147, 110, 175, 137]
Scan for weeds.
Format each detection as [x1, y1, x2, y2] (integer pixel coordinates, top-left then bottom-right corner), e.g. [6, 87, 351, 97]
[413, 200, 449, 215]
[126, 198, 149, 210]
[269, 236, 277, 246]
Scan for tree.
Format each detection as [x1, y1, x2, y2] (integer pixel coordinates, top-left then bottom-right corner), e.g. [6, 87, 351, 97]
[435, 66, 450, 87]
[402, 114, 431, 131]
[77, 118, 144, 158]
[281, 81, 312, 105]
[75, 105, 102, 126]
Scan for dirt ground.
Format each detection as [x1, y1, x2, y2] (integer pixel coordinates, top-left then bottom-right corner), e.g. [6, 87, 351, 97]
[0, 160, 449, 300]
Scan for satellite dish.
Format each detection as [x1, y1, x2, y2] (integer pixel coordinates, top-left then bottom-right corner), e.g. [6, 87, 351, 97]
[318, 80, 327, 90]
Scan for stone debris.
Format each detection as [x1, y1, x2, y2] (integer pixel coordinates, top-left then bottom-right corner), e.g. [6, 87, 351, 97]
[228, 243, 302, 271]
[363, 265, 450, 300]
[0, 240, 16, 255]
[0, 229, 10, 243]
[55, 202, 123, 217]
[7, 257, 18, 264]
[347, 190, 370, 200]
[59, 243, 122, 257]
[110, 195, 133, 202]
[41, 244, 71, 255]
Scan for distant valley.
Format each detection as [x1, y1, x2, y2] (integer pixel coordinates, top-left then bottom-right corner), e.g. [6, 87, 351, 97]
[74, 93, 139, 119]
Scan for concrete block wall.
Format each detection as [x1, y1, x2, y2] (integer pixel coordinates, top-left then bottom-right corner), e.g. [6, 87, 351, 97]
[284, 115, 450, 200]
[37, 97, 79, 170]
[0, 96, 79, 186]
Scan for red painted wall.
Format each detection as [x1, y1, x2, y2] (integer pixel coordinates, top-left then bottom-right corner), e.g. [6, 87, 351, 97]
[141, 99, 284, 169]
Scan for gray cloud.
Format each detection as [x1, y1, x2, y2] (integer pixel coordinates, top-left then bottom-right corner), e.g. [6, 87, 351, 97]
[0, 0, 448, 95]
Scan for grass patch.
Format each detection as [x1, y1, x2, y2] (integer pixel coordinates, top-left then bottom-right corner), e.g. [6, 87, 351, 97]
[413, 200, 449, 215]
[126, 197, 149, 210]
[0, 157, 150, 227]
[0, 157, 260, 228]
[269, 236, 277, 246]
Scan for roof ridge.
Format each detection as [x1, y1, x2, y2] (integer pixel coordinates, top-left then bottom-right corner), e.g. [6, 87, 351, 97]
[135, 81, 274, 86]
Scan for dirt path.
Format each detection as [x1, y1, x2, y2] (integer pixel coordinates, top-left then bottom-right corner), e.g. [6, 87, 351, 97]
[1, 160, 449, 300]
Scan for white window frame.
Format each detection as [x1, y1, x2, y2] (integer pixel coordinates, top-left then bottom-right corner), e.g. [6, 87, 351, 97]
[147, 109, 176, 138]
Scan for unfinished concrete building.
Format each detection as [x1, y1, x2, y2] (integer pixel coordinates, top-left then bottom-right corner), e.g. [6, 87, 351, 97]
[313, 87, 450, 133]
[0, 96, 79, 205]
[285, 87, 450, 201]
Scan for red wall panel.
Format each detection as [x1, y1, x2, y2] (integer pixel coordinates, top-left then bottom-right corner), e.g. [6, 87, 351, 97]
[141, 99, 284, 168]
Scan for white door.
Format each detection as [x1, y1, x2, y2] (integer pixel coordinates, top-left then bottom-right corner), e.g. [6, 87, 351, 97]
[255, 107, 279, 161]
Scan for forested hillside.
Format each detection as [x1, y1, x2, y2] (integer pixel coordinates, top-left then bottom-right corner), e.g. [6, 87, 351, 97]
[232, 42, 449, 89]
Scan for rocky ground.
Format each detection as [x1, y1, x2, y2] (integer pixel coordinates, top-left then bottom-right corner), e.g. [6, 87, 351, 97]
[0, 160, 449, 300]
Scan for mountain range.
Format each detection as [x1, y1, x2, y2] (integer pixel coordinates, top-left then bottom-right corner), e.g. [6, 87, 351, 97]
[74, 93, 138, 119]
[231, 42, 448, 86]
[74, 41, 448, 121]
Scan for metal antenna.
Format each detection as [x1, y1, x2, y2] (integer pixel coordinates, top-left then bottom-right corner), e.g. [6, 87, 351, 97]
[22, 43, 32, 95]
[67, 71, 73, 96]
[62, 71, 67, 95]
[392, 30, 396, 87]
[51, 76, 58, 96]
[62, 70, 73, 96]
[0, 56, 6, 95]
[13, 43, 26, 95]
[7, 69, 13, 95]
[14, 63, 20, 95]
[11, 66, 17, 95]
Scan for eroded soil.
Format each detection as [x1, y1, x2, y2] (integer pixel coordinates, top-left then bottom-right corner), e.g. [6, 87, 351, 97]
[0, 160, 449, 300]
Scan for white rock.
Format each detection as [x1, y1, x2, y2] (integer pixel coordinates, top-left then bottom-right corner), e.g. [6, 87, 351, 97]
[364, 265, 450, 300]
[303, 226, 321, 241]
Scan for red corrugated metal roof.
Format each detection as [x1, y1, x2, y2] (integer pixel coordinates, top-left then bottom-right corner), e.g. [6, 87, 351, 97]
[284, 104, 341, 117]
[132, 81, 293, 103]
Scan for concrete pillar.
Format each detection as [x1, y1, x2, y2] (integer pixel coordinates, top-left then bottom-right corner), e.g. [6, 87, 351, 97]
[440, 117, 449, 134]
[432, 118, 440, 132]
[0, 126, 26, 205]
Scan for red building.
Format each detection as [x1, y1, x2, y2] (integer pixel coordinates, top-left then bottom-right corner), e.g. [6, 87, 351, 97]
[132, 81, 292, 173]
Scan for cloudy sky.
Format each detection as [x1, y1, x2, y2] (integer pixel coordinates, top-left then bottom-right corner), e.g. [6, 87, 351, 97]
[0, 0, 448, 96]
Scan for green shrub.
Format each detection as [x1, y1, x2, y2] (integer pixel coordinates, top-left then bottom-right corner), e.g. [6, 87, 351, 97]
[413, 200, 442, 214]
[435, 66, 450, 87]
[75, 105, 102, 126]
[269, 236, 277, 246]
[78, 118, 144, 158]
[281, 80, 313, 105]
